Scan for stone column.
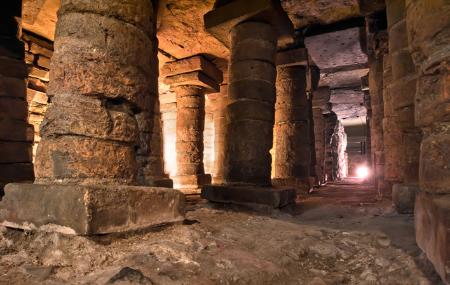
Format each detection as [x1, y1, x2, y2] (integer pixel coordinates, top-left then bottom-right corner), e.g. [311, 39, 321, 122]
[272, 48, 311, 191]
[212, 83, 229, 184]
[382, 54, 403, 194]
[312, 87, 331, 185]
[308, 65, 321, 187]
[202, 0, 296, 208]
[0, 0, 184, 235]
[386, 0, 422, 213]
[406, 0, 450, 283]
[0, 2, 34, 195]
[162, 55, 222, 193]
[368, 47, 387, 197]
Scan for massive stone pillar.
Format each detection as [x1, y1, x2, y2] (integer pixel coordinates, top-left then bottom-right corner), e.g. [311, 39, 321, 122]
[386, 0, 422, 213]
[405, 0, 450, 283]
[0, 0, 184, 235]
[272, 48, 311, 191]
[312, 87, 331, 185]
[212, 83, 229, 184]
[0, 2, 34, 195]
[308, 65, 321, 187]
[368, 39, 387, 197]
[162, 55, 222, 193]
[202, 0, 296, 208]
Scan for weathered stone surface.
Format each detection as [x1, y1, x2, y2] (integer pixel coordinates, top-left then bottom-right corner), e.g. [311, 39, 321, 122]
[204, 0, 293, 47]
[405, 0, 450, 72]
[415, 192, 450, 284]
[161, 55, 223, 85]
[0, 183, 185, 235]
[49, 12, 154, 109]
[35, 136, 137, 185]
[0, 57, 28, 78]
[40, 94, 139, 143]
[202, 185, 296, 208]
[419, 123, 450, 194]
[392, 183, 418, 214]
[164, 71, 219, 93]
[305, 28, 367, 70]
[281, 0, 359, 29]
[415, 70, 450, 128]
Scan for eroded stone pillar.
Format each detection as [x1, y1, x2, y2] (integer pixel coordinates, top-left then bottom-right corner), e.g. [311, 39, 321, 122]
[212, 83, 229, 184]
[312, 87, 331, 185]
[0, 0, 184, 235]
[406, 0, 450, 282]
[0, 2, 34, 195]
[202, 0, 296, 208]
[386, 0, 422, 213]
[272, 50, 311, 191]
[162, 55, 222, 193]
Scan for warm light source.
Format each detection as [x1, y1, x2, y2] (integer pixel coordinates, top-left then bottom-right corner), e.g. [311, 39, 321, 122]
[356, 165, 369, 179]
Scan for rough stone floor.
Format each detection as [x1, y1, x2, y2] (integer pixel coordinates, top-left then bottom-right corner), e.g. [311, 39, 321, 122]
[0, 180, 444, 285]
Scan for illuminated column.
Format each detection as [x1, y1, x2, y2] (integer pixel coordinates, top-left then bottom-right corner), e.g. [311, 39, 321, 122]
[272, 48, 311, 191]
[162, 55, 223, 193]
[202, 0, 297, 208]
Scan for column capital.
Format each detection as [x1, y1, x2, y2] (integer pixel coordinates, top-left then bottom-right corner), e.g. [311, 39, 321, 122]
[204, 0, 293, 47]
[162, 55, 223, 93]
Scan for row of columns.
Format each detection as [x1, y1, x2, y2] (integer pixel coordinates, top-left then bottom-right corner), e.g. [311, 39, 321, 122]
[365, 1, 449, 282]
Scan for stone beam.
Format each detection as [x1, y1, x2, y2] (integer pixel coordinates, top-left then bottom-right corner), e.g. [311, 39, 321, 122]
[276, 48, 308, 67]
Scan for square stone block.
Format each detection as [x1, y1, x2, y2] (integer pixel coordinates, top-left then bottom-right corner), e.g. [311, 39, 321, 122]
[164, 71, 219, 93]
[415, 192, 450, 284]
[204, 0, 293, 47]
[0, 183, 185, 235]
[161, 55, 223, 85]
[272, 177, 311, 193]
[201, 184, 296, 208]
[174, 174, 212, 195]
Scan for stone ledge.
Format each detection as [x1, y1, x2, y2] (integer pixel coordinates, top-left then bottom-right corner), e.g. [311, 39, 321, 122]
[415, 192, 450, 284]
[0, 183, 185, 235]
[201, 184, 296, 208]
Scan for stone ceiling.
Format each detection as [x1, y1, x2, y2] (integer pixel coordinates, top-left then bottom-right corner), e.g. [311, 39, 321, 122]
[281, 0, 360, 30]
[22, 0, 369, 122]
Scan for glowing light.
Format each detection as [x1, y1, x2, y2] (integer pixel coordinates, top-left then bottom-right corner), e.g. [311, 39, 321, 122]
[356, 165, 369, 179]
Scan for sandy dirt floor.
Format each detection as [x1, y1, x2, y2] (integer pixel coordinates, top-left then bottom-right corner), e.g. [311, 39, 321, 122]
[0, 179, 445, 284]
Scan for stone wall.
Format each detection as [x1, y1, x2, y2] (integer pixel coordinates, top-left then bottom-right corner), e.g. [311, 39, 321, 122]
[22, 31, 52, 160]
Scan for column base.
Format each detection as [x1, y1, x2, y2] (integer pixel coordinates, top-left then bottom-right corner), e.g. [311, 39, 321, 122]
[146, 177, 173, 188]
[173, 174, 211, 194]
[392, 183, 419, 214]
[272, 177, 312, 193]
[201, 184, 296, 208]
[0, 183, 185, 235]
[415, 192, 450, 284]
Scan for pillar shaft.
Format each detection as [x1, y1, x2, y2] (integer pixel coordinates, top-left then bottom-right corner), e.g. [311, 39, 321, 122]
[213, 84, 229, 184]
[35, 0, 156, 185]
[0, 2, 34, 193]
[273, 65, 310, 185]
[224, 21, 277, 185]
[175, 86, 205, 176]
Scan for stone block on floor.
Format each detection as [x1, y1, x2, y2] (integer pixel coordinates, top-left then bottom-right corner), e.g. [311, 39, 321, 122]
[0, 183, 185, 235]
[415, 192, 450, 284]
[201, 184, 296, 208]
